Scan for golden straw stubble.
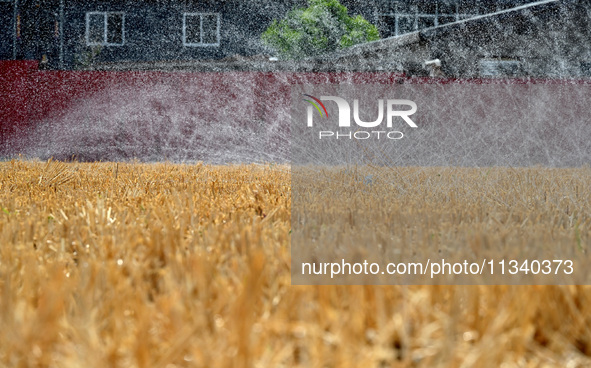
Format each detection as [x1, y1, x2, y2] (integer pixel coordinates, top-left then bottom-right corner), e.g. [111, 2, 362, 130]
[0, 160, 590, 367]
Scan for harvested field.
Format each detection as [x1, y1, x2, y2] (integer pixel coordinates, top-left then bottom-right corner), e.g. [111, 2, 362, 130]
[1, 160, 591, 367]
[292, 166, 591, 284]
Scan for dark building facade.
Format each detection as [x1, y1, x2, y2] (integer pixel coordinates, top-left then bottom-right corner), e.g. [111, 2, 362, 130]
[0, 0, 566, 69]
[347, 0, 542, 38]
[0, 0, 302, 68]
[323, 0, 591, 78]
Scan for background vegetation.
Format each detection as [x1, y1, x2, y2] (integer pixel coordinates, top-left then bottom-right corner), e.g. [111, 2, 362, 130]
[261, 0, 380, 59]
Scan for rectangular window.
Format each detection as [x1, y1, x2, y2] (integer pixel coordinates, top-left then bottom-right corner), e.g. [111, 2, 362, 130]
[396, 3, 417, 14]
[417, 2, 436, 14]
[438, 2, 457, 15]
[378, 15, 396, 38]
[87, 13, 104, 44]
[417, 16, 435, 30]
[398, 16, 415, 35]
[458, 2, 479, 15]
[107, 13, 123, 44]
[86, 12, 124, 46]
[581, 62, 591, 77]
[377, 0, 481, 37]
[183, 13, 220, 46]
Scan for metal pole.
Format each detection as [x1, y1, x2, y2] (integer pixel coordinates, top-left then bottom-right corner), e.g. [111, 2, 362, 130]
[13, 0, 17, 59]
[59, 0, 64, 68]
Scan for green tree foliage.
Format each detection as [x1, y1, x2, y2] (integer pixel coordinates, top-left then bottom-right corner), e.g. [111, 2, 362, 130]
[261, 0, 380, 59]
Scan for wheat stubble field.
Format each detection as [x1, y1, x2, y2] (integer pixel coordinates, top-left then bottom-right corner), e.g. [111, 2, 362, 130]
[1, 160, 591, 367]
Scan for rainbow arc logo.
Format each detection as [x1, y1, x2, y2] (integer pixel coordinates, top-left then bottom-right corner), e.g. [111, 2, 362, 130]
[302, 94, 329, 118]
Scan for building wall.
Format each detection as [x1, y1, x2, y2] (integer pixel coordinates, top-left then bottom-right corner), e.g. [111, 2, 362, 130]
[2, 62, 590, 165]
[2, 0, 302, 68]
[2, 0, 587, 75]
[356, 0, 544, 38]
[0, 0, 14, 59]
[62, 0, 300, 68]
[328, 0, 591, 79]
[424, 1, 591, 78]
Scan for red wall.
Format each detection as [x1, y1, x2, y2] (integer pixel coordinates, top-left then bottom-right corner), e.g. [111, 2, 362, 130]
[0, 61, 409, 155]
[1, 60, 588, 159]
